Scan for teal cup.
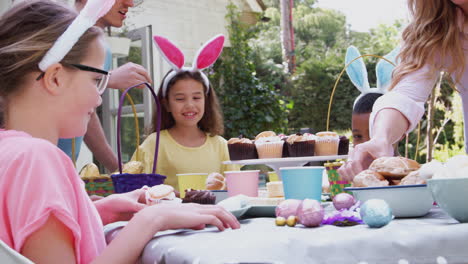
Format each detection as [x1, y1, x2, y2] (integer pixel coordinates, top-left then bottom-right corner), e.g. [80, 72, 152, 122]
[280, 166, 324, 200]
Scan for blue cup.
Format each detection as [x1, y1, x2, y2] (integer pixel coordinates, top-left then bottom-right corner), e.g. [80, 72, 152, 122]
[280, 166, 324, 200]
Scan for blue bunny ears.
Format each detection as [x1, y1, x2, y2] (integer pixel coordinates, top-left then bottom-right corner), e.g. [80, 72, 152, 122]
[345, 46, 399, 107]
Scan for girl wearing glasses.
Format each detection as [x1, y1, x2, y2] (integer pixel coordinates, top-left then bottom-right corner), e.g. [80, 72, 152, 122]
[0, 1, 239, 263]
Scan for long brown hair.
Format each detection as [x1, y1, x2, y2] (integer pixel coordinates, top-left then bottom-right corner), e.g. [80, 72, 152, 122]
[390, 0, 464, 90]
[152, 71, 224, 136]
[0, 0, 102, 100]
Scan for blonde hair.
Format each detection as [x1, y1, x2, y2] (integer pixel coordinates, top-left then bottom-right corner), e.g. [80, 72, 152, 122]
[0, 0, 102, 98]
[390, 0, 464, 90]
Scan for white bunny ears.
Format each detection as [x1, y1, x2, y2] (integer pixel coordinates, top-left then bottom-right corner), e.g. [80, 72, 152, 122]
[153, 34, 225, 97]
[345, 45, 399, 107]
[38, 0, 115, 72]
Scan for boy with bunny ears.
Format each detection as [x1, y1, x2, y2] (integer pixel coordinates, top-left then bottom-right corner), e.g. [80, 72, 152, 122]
[345, 46, 399, 152]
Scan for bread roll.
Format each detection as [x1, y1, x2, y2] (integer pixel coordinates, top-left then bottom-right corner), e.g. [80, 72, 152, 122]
[369, 157, 420, 178]
[206, 172, 226, 190]
[400, 170, 426, 185]
[353, 170, 389, 187]
[80, 163, 100, 179]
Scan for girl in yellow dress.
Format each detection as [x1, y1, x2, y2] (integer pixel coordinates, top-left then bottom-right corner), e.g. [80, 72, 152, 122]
[132, 35, 238, 190]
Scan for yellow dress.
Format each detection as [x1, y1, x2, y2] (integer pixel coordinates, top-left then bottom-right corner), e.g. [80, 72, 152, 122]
[131, 130, 239, 190]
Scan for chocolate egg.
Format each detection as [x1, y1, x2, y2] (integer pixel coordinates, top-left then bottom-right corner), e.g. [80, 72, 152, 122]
[275, 216, 286, 226]
[286, 215, 297, 227]
[332, 193, 356, 210]
[360, 199, 393, 228]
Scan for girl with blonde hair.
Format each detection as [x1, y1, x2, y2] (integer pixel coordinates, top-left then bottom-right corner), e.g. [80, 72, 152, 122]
[339, 0, 468, 180]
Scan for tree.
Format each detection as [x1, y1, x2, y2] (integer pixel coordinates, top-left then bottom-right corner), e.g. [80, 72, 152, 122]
[211, 3, 290, 139]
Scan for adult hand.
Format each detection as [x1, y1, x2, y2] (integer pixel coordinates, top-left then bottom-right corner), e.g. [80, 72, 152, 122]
[107, 62, 152, 89]
[94, 189, 147, 225]
[138, 203, 241, 232]
[338, 138, 394, 182]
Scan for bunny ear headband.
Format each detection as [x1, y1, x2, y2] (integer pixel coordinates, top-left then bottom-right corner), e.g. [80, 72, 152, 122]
[153, 34, 225, 97]
[345, 45, 400, 107]
[38, 0, 115, 72]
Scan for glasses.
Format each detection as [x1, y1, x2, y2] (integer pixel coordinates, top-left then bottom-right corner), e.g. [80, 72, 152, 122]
[36, 63, 111, 95]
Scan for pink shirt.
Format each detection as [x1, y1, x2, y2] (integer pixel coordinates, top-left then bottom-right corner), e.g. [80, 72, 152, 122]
[0, 130, 106, 263]
[370, 9, 468, 152]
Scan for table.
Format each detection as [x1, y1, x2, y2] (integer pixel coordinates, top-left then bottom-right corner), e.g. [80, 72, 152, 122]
[223, 155, 348, 179]
[104, 207, 468, 264]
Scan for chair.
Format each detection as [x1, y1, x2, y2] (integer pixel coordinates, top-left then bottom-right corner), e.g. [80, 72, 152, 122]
[0, 239, 34, 264]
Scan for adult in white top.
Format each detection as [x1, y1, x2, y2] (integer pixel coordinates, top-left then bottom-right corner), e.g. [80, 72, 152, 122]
[339, 0, 468, 180]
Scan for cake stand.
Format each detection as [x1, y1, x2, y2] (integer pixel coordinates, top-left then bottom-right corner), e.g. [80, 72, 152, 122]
[223, 155, 348, 179]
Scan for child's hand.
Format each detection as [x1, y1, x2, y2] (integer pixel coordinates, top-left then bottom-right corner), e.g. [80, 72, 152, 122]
[94, 189, 147, 225]
[138, 203, 241, 232]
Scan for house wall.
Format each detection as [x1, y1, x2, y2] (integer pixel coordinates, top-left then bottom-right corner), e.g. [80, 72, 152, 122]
[0, 0, 13, 14]
[124, 0, 261, 93]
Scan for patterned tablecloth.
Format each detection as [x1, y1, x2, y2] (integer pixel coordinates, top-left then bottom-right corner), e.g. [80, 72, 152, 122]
[104, 207, 468, 264]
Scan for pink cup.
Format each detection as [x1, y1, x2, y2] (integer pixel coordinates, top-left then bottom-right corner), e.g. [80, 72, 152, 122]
[225, 170, 260, 197]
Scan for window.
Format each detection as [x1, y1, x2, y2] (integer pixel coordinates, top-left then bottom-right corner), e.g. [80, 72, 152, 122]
[101, 25, 154, 163]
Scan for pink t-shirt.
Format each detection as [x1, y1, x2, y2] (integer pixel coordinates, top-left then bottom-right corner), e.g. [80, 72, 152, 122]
[0, 130, 106, 263]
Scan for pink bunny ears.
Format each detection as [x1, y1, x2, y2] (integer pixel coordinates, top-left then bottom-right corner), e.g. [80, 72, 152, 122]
[153, 34, 225, 97]
[38, 0, 115, 71]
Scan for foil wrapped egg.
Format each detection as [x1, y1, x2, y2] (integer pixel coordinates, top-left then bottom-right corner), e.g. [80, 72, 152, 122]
[360, 199, 393, 228]
[332, 193, 356, 210]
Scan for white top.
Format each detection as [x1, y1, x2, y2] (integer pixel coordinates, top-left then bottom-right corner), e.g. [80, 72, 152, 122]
[370, 10, 468, 152]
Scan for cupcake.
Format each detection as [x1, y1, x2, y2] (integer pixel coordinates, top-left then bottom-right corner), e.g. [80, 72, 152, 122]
[254, 131, 284, 159]
[338, 136, 349, 155]
[278, 134, 289, 158]
[286, 133, 315, 157]
[182, 189, 216, 204]
[227, 136, 258, 160]
[315, 131, 339, 156]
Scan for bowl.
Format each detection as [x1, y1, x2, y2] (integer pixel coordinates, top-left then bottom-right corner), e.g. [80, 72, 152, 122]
[344, 184, 433, 217]
[427, 178, 468, 223]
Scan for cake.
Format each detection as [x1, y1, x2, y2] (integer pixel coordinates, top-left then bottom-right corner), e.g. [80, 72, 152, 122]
[254, 131, 284, 159]
[315, 131, 340, 156]
[145, 184, 181, 205]
[247, 197, 285, 206]
[227, 136, 258, 160]
[338, 136, 349, 155]
[266, 181, 284, 197]
[205, 172, 226, 190]
[182, 189, 216, 204]
[286, 133, 315, 157]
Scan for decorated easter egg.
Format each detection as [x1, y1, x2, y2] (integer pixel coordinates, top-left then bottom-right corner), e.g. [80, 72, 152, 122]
[332, 193, 356, 210]
[297, 199, 324, 227]
[276, 199, 302, 218]
[360, 199, 392, 228]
